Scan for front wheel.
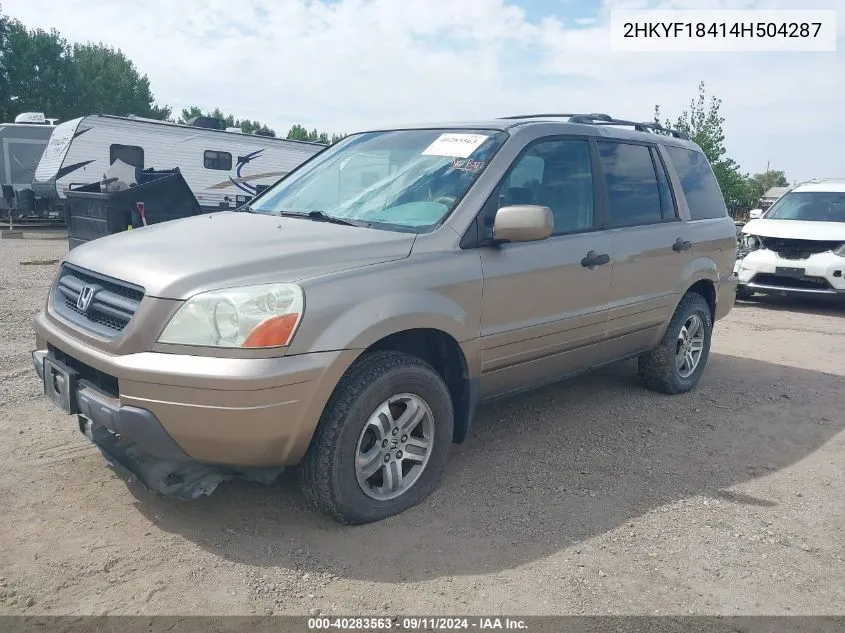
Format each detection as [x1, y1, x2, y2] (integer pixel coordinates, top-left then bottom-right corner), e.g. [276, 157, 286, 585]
[638, 292, 713, 395]
[298, 351, 454, 524]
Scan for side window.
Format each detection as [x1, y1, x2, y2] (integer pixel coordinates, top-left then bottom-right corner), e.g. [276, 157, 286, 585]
[651, 147, 677, 219]
[109, 144, 144, 169]
[664, 146, 727, 220]
[506, 155, 544, 194]
[204, 150, 233, 171]
[597, 141, 662, 227]
[498, 139, 594, 234]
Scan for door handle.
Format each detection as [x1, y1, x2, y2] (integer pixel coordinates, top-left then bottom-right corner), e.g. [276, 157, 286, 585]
[673, 238, 692, 252]
[581, 250, 611, 268]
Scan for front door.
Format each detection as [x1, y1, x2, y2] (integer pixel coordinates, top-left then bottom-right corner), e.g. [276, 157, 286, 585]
[478, 137, 615, 398]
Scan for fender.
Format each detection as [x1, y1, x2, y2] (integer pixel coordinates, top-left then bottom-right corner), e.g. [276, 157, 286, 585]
[287, 290, 483, 447]
[677, 255, 719, 292]
[670, 254, 720, 318]
[289, 289, 479, 355]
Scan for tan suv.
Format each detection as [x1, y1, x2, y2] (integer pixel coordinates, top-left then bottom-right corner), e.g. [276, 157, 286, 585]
[33, 113, 737, 524]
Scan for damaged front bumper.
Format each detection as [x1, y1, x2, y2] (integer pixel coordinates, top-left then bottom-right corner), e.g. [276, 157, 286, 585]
[80, 417, 284, 500]
[734, 248, 845, 297]
[33, 349, 284, 500]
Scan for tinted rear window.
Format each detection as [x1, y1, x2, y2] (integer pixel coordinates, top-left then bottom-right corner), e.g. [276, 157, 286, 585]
[597, 141, 662, 227]
[664, 146, 726, 220]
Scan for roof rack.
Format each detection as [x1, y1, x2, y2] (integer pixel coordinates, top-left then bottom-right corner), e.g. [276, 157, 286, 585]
[499, 112, 690, 140]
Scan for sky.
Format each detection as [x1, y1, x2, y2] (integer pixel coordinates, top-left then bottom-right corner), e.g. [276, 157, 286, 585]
[3, 0, 843, 182]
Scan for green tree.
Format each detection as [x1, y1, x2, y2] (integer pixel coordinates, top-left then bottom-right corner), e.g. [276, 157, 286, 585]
[69, 42, 170, 120]
[0, 9, 10, 115]
[0, 16, 74, 122]
[654, 82, 753, 212]
[176, 113, 346, 143]
[745, 170, 789, 201]
[0, 8, 170, 122]
[286, 123, 346, 144]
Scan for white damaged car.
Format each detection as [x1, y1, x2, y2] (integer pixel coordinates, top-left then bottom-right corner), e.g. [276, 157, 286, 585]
[735, 179, 845, 300]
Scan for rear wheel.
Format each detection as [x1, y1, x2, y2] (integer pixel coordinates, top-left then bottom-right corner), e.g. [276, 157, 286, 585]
[298, 351, 454, 524]
[638, 292, 713, 395]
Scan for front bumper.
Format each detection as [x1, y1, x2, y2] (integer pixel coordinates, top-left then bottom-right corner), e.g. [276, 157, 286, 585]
[33, 349, 190, 461]
[34, 309, 359, 468]
[734, 249, 845, 297]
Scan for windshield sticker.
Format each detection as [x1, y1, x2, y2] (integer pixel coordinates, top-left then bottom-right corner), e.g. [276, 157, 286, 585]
[451, 158, 486, 172]
[422, 133, 490, 158]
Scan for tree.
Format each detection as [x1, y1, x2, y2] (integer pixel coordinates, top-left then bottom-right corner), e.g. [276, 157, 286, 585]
[0, 16, 74, 122]
[286, 123, 346, 144]
[0, 9, 10, 115]
[0, 8, 170, 122]
[176, 111, 346, 144]
[0, 8, 346, 143]
[68, 42, 170, 120]
[654, 82, 753, 212]
[745, 170, 789, 201]
[178, 106, 276, 136]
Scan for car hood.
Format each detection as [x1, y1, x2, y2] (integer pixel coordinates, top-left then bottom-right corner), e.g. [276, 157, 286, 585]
[64, 212, 416, 299]
[741, 218, 845, 242]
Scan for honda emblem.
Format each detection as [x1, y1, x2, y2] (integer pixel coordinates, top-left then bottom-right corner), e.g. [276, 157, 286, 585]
[76, 285, 95, 311]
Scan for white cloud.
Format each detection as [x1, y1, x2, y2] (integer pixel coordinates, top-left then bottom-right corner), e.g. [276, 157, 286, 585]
[3, 0, 843, 180]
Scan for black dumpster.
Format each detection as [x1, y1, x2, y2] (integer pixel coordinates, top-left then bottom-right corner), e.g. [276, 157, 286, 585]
[65, 168, 202, 250]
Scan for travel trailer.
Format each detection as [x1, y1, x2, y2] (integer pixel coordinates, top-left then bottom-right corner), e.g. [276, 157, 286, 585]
[32, 114, 326, 214]
[0, 112, 57, 216]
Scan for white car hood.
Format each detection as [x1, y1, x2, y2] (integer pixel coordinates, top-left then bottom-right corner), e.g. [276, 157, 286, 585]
[742, 218, 845, 242]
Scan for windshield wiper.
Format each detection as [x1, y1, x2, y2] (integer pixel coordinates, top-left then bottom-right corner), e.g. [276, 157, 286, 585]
[278, 210, 361, 227]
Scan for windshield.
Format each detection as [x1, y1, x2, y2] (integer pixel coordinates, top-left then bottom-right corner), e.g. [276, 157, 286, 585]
[250, 128, 508, 232]
[765, 191, 845, 222]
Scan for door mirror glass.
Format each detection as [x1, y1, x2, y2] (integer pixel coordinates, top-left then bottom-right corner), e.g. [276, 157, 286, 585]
[493, 205, 554, 243]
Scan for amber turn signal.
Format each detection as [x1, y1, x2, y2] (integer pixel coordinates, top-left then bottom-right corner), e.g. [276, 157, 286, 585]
[242, 313, 300, 348]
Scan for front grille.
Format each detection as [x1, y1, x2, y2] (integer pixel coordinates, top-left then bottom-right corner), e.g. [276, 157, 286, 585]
[759, 236, 840, 260]
[752, 273, 833, 291]
[51, 263, 145, 339]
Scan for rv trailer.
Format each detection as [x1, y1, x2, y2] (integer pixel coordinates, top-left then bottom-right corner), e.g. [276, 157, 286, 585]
[0, 112, 57, 218]
[32, 114, 327, 215]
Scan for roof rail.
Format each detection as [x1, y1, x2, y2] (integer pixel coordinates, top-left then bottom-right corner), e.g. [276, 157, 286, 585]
[499, 112, 690, 140]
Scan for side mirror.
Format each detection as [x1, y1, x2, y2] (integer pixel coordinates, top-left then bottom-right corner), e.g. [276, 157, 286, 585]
[492, 205, 554, 243]
[748, 208, 763, 219]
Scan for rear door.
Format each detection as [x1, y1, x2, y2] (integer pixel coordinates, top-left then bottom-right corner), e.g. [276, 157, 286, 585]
[596, 139, 694, 357]
[477, 136, 615, 398]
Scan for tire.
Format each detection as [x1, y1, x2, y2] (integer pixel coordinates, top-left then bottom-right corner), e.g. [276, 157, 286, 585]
[638, 292, 713, 395]
[298, 350, 454, 524]
[736, 285, 755, 300]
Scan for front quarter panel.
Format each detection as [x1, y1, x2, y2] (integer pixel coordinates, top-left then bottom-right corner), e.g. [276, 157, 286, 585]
[288, 245, 484, 356]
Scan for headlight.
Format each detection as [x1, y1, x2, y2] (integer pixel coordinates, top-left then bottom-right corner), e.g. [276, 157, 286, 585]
[742, 234, 761, 250]
[158, 283, 304, 348]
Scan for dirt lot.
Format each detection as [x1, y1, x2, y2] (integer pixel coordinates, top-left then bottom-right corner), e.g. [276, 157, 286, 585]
[1, 235, 844, 617]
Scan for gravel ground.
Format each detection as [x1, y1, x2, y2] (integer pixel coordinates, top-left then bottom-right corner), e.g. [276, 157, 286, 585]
[1, 236, 844, 616]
